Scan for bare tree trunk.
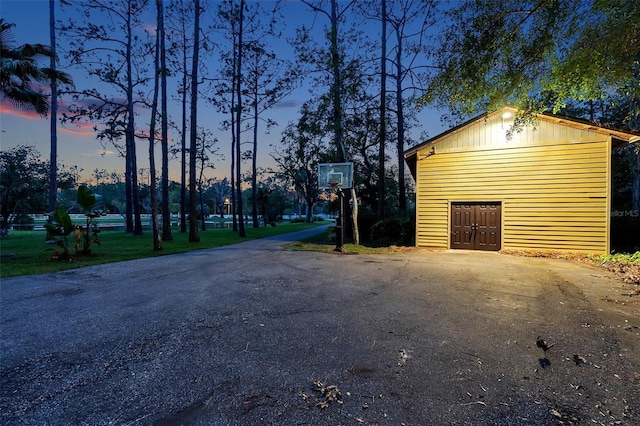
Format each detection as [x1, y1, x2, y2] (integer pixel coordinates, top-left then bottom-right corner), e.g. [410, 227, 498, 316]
[235, 0, 246, 238]
[252, 91, 259, 228]
[350, 188, 359, 244]
[126, 0, 143, 236]
[395, 24, 406, 211]
[330, 0, 345, 163]
[125, 146, 134, 232]
[230, 57, 237, 232]
[149, 0, 163, 250]
[148, 104, 162, 249]
[49, 0, 58, 211]
[377, 0, 387, 221]
[188, 0, 201, 243]
[158, 0, 172, 241]
[198, 131, 207, 232]
[199, 187, 206, 231]
[180, 22, 188, 233]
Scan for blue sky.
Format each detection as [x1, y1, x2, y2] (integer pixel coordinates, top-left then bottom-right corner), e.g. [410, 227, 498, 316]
[1, 0, 447, 183]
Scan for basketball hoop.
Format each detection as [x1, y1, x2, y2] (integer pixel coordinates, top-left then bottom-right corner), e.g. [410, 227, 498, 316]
[317, 162, 353, 190]
[317, 163, 352, 252]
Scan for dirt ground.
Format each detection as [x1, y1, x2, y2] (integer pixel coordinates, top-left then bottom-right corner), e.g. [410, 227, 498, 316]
[1, 227, 639, 425]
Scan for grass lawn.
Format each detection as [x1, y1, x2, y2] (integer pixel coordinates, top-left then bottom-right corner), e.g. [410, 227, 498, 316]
[284, 231, 419, 255]
[0, 221, 325, 278]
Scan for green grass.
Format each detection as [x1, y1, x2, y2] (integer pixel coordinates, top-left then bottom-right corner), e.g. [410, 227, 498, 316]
[591, 251, 640, 264]
[0, 221, 324, 278]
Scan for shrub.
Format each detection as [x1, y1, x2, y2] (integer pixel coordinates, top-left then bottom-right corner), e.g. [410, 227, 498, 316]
[357, 210, 378, 243]
[291, 216, 324, 223]
[13, 213, 34, 231]
[611, 216, 640, 253]
[45, 207, 75, 259]
[369, 217, 415, 247]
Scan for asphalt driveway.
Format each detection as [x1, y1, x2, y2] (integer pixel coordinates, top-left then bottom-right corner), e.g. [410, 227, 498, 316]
[1, 226, 639, 425]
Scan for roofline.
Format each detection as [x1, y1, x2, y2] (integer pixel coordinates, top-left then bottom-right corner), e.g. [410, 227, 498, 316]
[403, 110, 495, 159]
[404, 107, 640, 160]
[539, 112, 640, 143]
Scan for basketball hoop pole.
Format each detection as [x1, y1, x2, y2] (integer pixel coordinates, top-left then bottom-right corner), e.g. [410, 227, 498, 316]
[318, 163, 352, 252]
[331, 182, 344, 252]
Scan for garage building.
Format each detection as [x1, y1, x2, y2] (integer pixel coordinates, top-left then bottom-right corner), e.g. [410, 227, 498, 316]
[403, 107, 639, 254]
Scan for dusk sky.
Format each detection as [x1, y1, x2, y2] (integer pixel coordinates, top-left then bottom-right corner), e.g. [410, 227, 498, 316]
[0, 0, 447, 184]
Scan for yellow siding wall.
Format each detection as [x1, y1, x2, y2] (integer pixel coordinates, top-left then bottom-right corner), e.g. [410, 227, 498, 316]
[415, 139, 611, 253]
[433, 116, 604, 153]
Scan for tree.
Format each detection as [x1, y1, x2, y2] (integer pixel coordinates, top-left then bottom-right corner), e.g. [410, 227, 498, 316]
[299, 0, 361, 244]
[211, 0, 239, 232]
[195, 127, 221, 230]
[188, 0, 202, 243]
[272, 101, 328, 223]
[424, 0, 639, 125]
[0, 146, 73, 238]
[49, 0, 59, 211]
[209, 178, 232, 218]
[384, 0, 437, 212]
[60, 0, 152, 236]
[124, 0, 145, 237]
[244, 37, 298, 228]
[218, 1, 298, 229]
[234, 0, 246, 238]
[254, 177, 289, 226]
[157, 0, 172, 242]
[166, 0, 194, 234]
[1, 15, 72, 213]
[210, 0, 241, 233]
[378, 0, 387, 220]
[146, 0, 164, 251]
[0, 19, 72, 115]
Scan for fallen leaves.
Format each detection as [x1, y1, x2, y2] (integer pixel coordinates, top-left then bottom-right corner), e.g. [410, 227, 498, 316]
[550, 407, 579, 424]
[501, 249, 640, 287]
[397, 348, 412, 366]
[601, 262, 640, 287]
[573, 354, 587, 365]
[301, 380, 343, 409]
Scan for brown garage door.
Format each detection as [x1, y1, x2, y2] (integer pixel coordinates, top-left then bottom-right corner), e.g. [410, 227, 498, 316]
[450, 202, 501, 251]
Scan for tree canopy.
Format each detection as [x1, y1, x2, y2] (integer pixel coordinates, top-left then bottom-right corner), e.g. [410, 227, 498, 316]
[423, 0, 640, 130]
[0, 145, 75, 236]
[0, 18, 72, 115]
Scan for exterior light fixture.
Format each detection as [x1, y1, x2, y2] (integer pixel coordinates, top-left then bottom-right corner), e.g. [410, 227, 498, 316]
[419, 145, 436, 160]
[501, 111, 513, 129]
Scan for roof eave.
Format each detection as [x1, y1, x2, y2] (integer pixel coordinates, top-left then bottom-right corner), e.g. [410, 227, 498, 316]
[404, 107, 640, 159]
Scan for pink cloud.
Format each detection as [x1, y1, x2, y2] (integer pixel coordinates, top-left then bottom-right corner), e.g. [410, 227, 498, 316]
[59, 126, 95, 137]
[0, 101, 46, 120]
[1, 98, 78, 121]
[143, 24, 158, 36]
[55, 101, 107, 136]
[81, 149, 117, 157]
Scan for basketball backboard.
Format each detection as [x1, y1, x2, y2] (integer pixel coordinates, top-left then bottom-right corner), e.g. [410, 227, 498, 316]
[318, 162, 353, 189]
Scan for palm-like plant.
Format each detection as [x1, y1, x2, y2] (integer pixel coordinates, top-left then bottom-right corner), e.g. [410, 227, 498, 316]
[0, 18, 72, 115]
